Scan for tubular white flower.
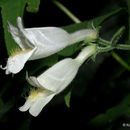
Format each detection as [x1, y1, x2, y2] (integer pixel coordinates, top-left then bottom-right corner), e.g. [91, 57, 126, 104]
[19, 45, 97, 117]
[0, 17, 98, 74]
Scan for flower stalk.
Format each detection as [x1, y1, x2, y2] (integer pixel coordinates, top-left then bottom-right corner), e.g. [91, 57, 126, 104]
[75, 45, 97, 65]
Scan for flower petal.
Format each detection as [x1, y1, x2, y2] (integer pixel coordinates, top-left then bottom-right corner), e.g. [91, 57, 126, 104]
[19, 99, 34, 112]
[8, 21, 34, 50]
[29, 93, 55, 117]
[25, 27, 70, 59]
[26, 72, 43, 89]
[6, 48, 36, 74]
[16, 17, 35, 49]
[70, 29, 98, 43]
[37, 58, 80, 92]
[8, 22, 25, 50]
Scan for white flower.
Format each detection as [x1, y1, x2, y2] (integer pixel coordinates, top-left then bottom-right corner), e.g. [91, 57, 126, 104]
[19, 45, 96, 117]
[0, 17, 98, 74]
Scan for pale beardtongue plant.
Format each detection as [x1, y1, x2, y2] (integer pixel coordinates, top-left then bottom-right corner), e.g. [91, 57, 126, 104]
[1, 17, 127, 117]
[19, 45, 97, 117]
[0, 17, 98, 74]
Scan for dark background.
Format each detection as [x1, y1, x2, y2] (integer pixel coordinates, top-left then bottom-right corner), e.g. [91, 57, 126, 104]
[0, 0, 129, 130]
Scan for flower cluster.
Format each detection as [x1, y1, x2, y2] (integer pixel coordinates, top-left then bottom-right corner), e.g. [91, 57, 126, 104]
[1, 17, 98, 116]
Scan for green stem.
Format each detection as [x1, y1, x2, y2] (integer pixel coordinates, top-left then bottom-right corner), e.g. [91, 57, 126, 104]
[98, 38, 130, 50]
[75, 45, 97, 65]
[53, 0, 130, 71]
[98, 46, 115, 53]
[98, 38, 112, 46]
[52, 0, 81, 23]
[116, 44, 130, 50]
[111, 51, 130, 71]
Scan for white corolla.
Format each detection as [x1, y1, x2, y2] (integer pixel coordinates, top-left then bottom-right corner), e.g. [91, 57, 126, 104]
[19, 45, 97, 117]
[0, 17, 98, 74]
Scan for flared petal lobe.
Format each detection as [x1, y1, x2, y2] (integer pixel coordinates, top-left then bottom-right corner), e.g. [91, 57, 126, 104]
[19, 99, 34, 112]
[6, 48, 36, 74]
[19, 89, 55, 117]
[29, 93, 55, 117]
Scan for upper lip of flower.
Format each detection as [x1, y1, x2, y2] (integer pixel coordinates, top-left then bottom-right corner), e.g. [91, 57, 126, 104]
[8, 17, 35, 50]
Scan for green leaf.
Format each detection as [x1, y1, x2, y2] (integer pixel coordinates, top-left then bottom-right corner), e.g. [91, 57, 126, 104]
[0, 0, 6, 6]
[59, 8, 125, 56]
[0, 0, 41, 55]
[87, 8, 125, 28]
[26, 0, 40, 13]
[64, 90, 71, 108]
[111, 26, 125, 44]
[62, 8, 125, 33]
[58, 42, 80, 56]
[0, 0, 27, 55]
